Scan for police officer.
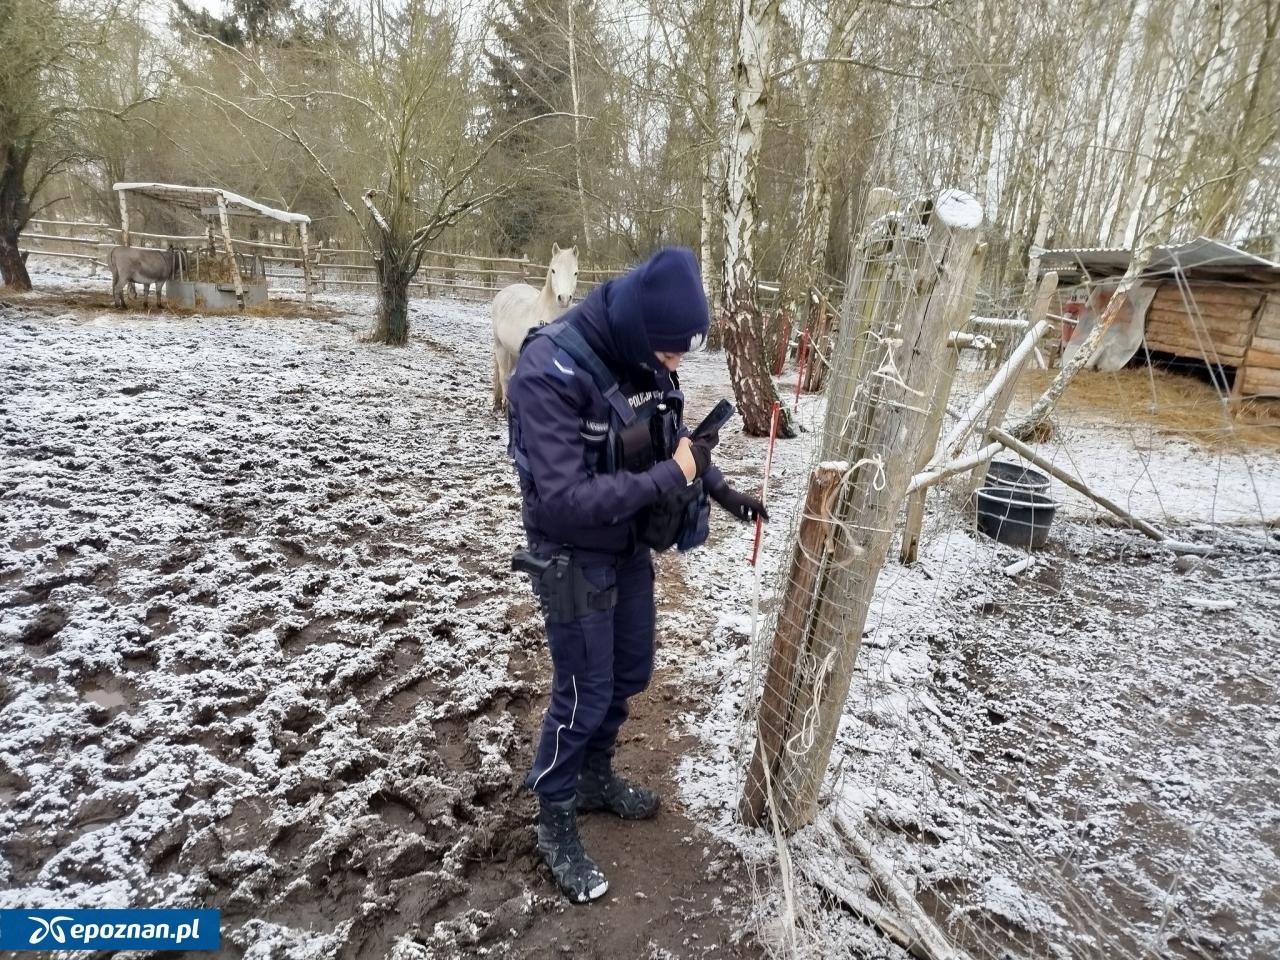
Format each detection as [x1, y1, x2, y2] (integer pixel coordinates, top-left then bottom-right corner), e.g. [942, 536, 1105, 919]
[506, 247, 767, 903]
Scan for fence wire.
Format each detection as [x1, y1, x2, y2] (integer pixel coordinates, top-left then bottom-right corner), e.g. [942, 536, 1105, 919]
[703, 196, 1280, 960]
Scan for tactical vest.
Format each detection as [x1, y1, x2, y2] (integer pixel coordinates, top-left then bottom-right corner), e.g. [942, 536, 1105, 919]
[509, 320, 710, 553]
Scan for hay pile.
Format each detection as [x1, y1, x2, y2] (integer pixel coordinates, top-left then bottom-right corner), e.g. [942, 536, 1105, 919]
[186, 254, 237, 283]
[1015, 367, 1280, 450]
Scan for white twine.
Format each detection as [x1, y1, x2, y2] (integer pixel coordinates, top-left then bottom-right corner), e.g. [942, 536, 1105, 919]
[870, 335, 927, 398]
[841, 455, 887, 494]
[784, 648, 839, 758]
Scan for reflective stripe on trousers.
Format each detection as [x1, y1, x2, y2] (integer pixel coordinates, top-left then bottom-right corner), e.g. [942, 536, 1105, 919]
[525, 546, 656, 801]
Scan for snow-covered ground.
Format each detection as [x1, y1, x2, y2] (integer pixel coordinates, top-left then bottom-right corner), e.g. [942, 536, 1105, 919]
[3, 264, 1278, 959]
[672, 351, 1280, 958]
[1, 278, 541, 955]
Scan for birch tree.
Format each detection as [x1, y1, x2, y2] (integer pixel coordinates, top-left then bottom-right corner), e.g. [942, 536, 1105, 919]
[721, 0, 795, 438]
[643, 0, 731, 305]
[773, 1, 865, 386]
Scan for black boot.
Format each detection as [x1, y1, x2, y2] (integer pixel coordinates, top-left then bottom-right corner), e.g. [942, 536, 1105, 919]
[536, 797, 609, 903]
[576, 751, 660, 820]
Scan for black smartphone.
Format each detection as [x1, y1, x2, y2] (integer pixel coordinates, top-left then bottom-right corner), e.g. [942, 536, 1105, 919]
[691, 398, 736, 443]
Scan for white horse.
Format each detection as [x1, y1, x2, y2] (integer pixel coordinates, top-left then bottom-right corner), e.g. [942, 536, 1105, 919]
[492, 243, 579, 410]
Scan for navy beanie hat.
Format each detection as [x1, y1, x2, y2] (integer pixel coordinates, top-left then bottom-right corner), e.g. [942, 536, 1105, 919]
[612, 247, 710, 355]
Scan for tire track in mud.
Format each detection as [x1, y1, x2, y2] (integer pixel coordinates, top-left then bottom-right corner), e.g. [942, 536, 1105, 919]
[0, 296, 761, 958]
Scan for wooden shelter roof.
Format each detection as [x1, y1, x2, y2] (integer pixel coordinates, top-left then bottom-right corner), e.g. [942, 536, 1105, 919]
[112, 182, 311, 226]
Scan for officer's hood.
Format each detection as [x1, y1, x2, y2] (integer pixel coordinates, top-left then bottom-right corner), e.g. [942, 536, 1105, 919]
[575, 248, 710, 377]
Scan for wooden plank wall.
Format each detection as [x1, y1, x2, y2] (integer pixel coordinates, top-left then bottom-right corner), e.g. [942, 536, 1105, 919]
[1143, 282, 1264, 368]
[1240, 294, 1280, 398]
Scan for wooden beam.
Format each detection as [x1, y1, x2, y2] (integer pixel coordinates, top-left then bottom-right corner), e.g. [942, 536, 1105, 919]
[1231, 293, 1270, 412]
[834, 813, 978, 960]
[215, 192, 246, 312]
[1150, 286, 1264, 310]
[906, 442, 1002, 494]
[938, 317, 1052, 462]
[118, 190, 130, 247]
[1241, 363, 1280, 395]
[298, 222, 313, 306]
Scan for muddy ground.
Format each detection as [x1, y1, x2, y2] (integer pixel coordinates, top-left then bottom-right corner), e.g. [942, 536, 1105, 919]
[7, 277, 1280, 960]
[0, 289, 766, 958]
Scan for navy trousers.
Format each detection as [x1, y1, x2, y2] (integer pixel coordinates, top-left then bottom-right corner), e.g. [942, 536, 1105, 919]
[525, 546, 656, 802]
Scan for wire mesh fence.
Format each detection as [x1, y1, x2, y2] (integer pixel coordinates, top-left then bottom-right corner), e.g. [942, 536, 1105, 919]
[700, 186, 1280, 960]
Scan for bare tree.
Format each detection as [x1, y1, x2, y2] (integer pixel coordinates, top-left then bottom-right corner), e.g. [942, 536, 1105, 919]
[721, 0, 796, 437]
[774, 2, 865, 385]
[14, 0, 1280, 319]
[0, 0, 138, 289]
[181, 0, 573, 344]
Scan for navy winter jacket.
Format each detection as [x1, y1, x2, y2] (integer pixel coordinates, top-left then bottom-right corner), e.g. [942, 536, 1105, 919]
[507, 273, 723, 555]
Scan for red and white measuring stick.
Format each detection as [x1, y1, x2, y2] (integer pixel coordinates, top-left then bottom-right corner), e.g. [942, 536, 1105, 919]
[793, 330, 810, 414]
[750, 400, 781, 566]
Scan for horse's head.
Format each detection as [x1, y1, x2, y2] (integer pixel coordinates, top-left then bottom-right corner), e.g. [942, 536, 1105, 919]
[548, 242, 579, 309]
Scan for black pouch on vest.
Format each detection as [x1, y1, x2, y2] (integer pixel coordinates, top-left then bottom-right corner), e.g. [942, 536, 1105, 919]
[675, 488, 711, 552]
[617, 420, 656, 473]
[640, 483, 711, 552]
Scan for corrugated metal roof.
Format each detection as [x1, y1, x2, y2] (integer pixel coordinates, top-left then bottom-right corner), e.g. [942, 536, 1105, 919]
[1038, 237, 1279, 278]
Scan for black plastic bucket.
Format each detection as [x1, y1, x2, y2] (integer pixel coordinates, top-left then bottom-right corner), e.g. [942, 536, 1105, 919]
[975, 487, 1058, 550]
[985, 460, 1051, 495]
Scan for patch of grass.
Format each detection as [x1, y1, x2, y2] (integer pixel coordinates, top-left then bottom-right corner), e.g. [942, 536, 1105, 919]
[1015, 367, 1280, 451]
[0, 286, 338, 321]
[242, 299, 340, 320]
[160, 298, 340, 320]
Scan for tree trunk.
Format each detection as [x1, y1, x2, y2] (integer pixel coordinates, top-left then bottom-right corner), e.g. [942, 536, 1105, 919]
[720, 0, 794, 438]
[700, 150, 720, 309]
[0, 226, 30, 290]
[374, 254, 412, 346]
[1203, 2, 1278, 235]
[779, 117, 835, 359]
[723, 264, 794, 436]
[0, 144, 33, 291]
[777, 11, 846, 351]
[566, 0, 591, 254]
[1153, 22, 1222, 237]
[1077, 0, 1137, 241]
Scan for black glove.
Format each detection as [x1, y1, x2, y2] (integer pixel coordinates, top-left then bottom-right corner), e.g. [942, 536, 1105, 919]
[690, 422, 721, 448]
[709, 481, 768, 523]
[689, 438, 714, 479]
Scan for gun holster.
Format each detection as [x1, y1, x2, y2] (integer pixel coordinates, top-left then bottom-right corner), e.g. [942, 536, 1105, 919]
[511, 549, 617, 625]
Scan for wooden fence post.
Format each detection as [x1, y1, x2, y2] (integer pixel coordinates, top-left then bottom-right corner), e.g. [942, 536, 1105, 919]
[741, 189, 984, 833]
[800, 289, 836, 393]
[815, 187, 900, 452]
[740, 463, 844, 826]
[298, 222, 313, 305]
[900, 242, 987, 564]
[215, 192, 246, 311]
[118, 190, 131, 247]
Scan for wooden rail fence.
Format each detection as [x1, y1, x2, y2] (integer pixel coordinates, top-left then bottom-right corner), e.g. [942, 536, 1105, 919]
[18, 218, 790, 307]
